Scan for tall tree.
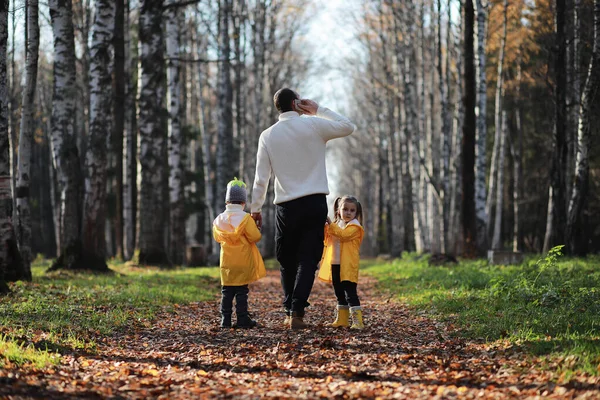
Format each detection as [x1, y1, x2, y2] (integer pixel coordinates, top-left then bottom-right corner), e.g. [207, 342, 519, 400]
[81, 0, 115, 271]
[462, 0, 478, 256]
[216, 0, 234, 212]
[48, 0, 84, 270]
[165, 0, 185, 265]
[0, 0, 11, 293]
[566, 0, 600, 254]
[544, 0, 568, 252]
[123, 0, 137, 261]
[112, 0, 125, 260]
[16, 0, 39, 278]
[474, 0, 488, 252]
[137, 0, 168, 265]
[490, 0, 508, 249]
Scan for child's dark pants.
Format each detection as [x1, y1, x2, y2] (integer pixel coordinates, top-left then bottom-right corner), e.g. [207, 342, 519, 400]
[331, 264, 360, 307]
[221, 285, 250, 317]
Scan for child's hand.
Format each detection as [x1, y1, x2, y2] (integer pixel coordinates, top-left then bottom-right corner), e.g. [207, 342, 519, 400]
[326, 216, 332, 225]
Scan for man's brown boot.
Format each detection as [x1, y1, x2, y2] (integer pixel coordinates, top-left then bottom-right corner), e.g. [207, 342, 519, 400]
[290, 312, 308, 329]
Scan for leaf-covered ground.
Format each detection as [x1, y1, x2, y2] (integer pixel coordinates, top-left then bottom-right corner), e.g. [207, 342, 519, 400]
[1, 270, 599, 399]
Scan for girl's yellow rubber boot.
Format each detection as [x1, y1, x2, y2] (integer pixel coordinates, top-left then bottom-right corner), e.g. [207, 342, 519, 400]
[331, 305, 350, 327]
[350, 306, 365, 329]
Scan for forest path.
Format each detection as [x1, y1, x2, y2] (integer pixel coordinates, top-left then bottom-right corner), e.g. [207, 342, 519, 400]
[2, 270, 598, 399]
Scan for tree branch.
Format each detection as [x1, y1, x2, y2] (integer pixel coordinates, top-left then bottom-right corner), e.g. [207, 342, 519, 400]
[163, 0, 201, 11]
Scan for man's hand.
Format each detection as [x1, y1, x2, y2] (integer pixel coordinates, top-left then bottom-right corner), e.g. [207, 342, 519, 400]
[251, 212, 262, 229]
[297, 99, 319, 116]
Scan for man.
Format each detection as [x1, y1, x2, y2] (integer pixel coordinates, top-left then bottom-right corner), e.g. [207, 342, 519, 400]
[250, 88, 356, 329]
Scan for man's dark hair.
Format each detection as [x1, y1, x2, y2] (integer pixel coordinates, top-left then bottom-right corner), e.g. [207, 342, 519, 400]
[273, 88, 298, 113]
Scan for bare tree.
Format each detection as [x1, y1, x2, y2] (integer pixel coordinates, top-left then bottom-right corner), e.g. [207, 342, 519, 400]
[112, 0, 125, 260]
[462, 0, 478, 256]
[137, 0, 169, 265]
[81, 0, 115, 271]
[566, 0, 599, 254]
[165, 0, 185, 265]
[48, 0, 84, 270]
[123, 0, 137, 261]
[491, 110, 507, 249]
[215, 0, 234, 213]
[0, 0, 11, 292]
[15, 0, 39, 278]
[474, 0, 488, 253]
[544, 0, 568, 252]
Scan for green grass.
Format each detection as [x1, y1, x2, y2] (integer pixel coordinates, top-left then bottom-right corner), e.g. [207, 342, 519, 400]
[0, 259, 221, 367]
[0, 334, 61, 368]
[363, 247, 600, 376]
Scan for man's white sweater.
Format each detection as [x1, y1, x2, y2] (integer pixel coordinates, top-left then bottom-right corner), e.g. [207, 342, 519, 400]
[251, 107, 356, 213]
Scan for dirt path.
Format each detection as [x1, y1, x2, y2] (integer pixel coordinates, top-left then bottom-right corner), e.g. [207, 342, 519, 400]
[2, 270, 599, 399]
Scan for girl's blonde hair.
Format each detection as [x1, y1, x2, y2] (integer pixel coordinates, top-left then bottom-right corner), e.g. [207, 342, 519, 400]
[332, 195, 363, 225]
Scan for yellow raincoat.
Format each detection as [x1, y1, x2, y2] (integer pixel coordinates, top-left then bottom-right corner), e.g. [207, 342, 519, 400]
[213, 214, 266, 286]
[318, 219, 364, 284]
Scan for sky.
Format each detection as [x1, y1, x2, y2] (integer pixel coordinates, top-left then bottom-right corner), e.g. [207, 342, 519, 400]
[300, 0, 363, 114]
[300, 0, 364, 201]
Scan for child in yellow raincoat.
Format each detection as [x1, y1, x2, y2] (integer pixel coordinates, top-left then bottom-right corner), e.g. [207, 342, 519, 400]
[213, 178, 266, 328]
[318, 195, 365, 329]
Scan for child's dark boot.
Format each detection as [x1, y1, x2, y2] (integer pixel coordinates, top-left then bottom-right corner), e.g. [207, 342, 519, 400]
[220, 313, 232, 328]
[235, 312, 257, 329]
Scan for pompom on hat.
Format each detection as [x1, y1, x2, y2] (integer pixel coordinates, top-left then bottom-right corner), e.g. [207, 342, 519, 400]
[225, 177, 247, 203]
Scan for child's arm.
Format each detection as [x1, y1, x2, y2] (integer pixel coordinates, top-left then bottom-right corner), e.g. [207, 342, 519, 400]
[212, 225, 224, 243]
[328, 223, 362, 242]
[244, 218, 262, 243]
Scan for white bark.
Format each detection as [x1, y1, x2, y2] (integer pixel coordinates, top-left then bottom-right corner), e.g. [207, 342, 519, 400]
[16, 0, 39, 275]
[487, 0, 507, 242]
[82, 0, 115, 268]
[512, 60, 523, 252]
[166, 0, 185, 265]
[216, 0, 234, 211]
[123, 1, 136, 261]
[474, 0, 488, 251]
[137, 0, 168, 265]
[49, 0, 83, 263]
[491, 110, 507, 249]
[405, 16, 426, 253]
[566, 0, 599, 253]
[0, 0, 11, 290]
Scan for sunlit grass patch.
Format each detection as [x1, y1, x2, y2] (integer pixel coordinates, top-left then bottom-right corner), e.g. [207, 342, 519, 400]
[0, 334, 60, 369]
[364, 249, 600, 375]
[0, 259, 222, 368]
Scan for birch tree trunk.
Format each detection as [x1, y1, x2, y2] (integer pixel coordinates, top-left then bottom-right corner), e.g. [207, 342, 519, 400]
[487, 0, 507, 241]
[405, 14, 426, 253]
[15, 0, 39, 278]
[123, 0, 137, 261]
[48, 0, 84, 270]
[512, 59, 523, 252]
[474, 0, 488, 252]
[166, 0, 185, 265]
[112, 0, 125, 260]
[491, 110, 507, 249]
[462, 0, 478, 257]
[566, 0, 599, 254]
[81, 0, 115, 271]
[216, 0, 234, 211]
[0, 0, 11, 292]
[198, 58, 215, 254]
[438, 0, 451, 254]
[137, 0, 168, 265]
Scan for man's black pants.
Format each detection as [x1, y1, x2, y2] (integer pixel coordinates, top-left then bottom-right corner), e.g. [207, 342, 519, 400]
[275, 194, 328, 317]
